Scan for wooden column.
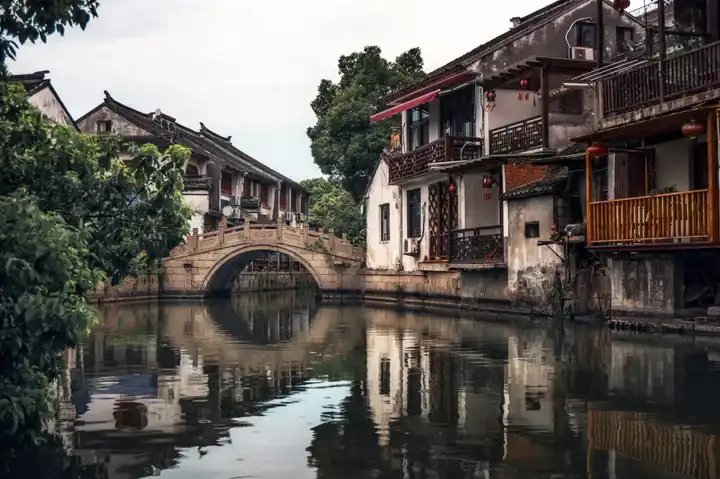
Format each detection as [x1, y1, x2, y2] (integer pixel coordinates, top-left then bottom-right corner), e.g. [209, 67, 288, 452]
[586, 150, 593, 244]
[540, 67, 550, 148]
[708, 110, 718, 243]
[273, 180, 282, 220]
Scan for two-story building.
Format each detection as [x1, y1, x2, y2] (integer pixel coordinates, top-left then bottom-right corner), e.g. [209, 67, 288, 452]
[76, 91, 309, 235]
[555, 0, 720, 318]
[364, 0, 641, 309]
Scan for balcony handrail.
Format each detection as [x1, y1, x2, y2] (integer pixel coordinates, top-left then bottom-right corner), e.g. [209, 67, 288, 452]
[388, 135, 484, 183]
[589, 188, 707, 205]
[451, 225, 502, 234]
[489, 115, 543, 133]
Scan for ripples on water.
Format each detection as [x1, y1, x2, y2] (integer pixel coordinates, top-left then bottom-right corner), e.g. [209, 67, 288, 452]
[6, 290, 720, 478]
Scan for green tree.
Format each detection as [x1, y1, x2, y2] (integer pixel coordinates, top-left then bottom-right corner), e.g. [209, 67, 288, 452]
[0, 85, 192, 441]
[300, 177, 364, 246]
[0, 0, 99, 62]
[307, 46, 424, 201]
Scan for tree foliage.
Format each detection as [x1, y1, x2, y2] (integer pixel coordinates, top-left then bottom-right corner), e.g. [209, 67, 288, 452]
[307, 46, 425, 201]
[0, 84, 192, 442]
[0, 0, 99, 62]
[300, 177, 364, 246]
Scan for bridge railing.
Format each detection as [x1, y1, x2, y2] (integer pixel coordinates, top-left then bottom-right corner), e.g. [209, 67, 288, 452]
[177, 217, 363, 260]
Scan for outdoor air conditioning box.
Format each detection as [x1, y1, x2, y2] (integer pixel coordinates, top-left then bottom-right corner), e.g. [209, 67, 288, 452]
[571, 46, 595, 61]
[403, 238, 420, 256]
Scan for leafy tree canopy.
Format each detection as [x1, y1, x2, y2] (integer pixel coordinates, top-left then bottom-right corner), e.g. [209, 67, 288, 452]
[307, 46, 425, 201]
[0, 0, 99, 62]
[0, 83, 192, 441]
[300, 177, 364, 246]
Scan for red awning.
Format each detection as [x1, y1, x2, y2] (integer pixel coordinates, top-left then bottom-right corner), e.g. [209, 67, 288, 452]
[370, 89, 440, 123]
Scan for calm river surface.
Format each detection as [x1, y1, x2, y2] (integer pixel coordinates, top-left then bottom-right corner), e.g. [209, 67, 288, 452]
[11, 290, 720, 478]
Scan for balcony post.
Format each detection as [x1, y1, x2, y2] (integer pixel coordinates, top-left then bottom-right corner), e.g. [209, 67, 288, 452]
[540, 66, 550, 149]
[585, 150, 593, 243]
[657, 0, 666, 101]
[708, 111, 718, 243]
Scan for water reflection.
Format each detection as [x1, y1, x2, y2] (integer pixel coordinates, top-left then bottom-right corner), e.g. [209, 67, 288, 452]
[7, 292, 720, 478]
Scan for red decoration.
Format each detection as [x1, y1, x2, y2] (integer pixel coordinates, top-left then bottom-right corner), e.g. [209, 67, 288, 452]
[448, 183, 456, 193]
[587, 144, 608, 158]
[612, 0, 630, 10]
[682, 120, 705, 139]
[482, 176, 493, 188]
[486, 90, 496, 102]
[520, 78, 529, 89]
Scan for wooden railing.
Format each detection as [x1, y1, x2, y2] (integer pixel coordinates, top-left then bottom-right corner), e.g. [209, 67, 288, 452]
[601, 40, 720, 117]
[588, 189, 709, 246]
[449, 226, 504, 263]
[388, 136, 483, 184]
[184, 175, 212, 191]
[488, 116, 543, 155]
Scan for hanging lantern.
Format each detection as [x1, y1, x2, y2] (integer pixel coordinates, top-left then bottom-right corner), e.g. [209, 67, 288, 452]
[682, 119, 705, 139]
[587, 144, 608, 158]
[448, 183, 456, 193]
[482, 175, 493, 188]
[485, 89, 496, 102]
[519, 78, 529, 89]
[612, 0, 630, 10]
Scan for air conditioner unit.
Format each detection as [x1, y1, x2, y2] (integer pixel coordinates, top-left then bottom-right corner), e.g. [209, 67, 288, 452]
[570, 46, 595, 61]
[403, 238, 420, 256]
[285, 211, 295, 222]
[298, 213, 307, 222]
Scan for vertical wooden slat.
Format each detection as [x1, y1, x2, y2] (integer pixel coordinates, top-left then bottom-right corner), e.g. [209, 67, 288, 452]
[708, 110, 718, 243]
[586, 151, 592, 243]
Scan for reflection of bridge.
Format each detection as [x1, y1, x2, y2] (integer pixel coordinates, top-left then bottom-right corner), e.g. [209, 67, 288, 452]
[162, 221, 363, 296]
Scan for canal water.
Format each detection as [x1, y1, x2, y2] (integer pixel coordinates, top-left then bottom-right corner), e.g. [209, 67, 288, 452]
[8, 290, 720, 478]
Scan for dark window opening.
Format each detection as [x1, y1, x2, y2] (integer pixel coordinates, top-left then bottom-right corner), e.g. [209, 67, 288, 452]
[379, 358, 391, 396]
[440, 86, 475, 137]
[380, 203, 390, 242]
[692, 141, 709, 190]
[576, 22, 597, 48]
[407, 106, 430, 151]
[260, 183, 269, 205]
[407, 188, 422, 238]
[524, 221, 540, 239]
[616, 26, 634, 53]
[221, 172, 233, 196]
[96, 120, 112, 134]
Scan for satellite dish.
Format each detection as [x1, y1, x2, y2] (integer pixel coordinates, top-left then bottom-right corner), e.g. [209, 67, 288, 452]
[222, 205, 234, 217]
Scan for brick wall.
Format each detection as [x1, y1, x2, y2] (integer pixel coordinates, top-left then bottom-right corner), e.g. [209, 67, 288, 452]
[504, 162, 548, 191]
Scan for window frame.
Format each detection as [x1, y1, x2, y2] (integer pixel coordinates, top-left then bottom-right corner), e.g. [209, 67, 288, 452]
[616, 26, 634, 53]
[379, 203, 391, 242]
[406, 105, 430, 151]
[440, 85, 475, 137]
[406, 188, 422, 238]
[576, 21, 597, 49]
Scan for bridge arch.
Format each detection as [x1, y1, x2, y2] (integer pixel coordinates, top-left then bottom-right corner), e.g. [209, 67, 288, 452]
[202, 243, 326, 295]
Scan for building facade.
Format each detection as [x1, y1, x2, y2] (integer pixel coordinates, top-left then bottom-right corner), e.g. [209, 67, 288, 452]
[364, 0, 641, 312]
[76, 92, 309, 235]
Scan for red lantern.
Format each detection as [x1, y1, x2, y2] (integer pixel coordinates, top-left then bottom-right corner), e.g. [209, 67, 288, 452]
[682, 120, 705, 139]
[520, 78, 529, 89]
[486, 90, 496, 102]
[482, 176, 493, 188]
[587, 144, 608, 158]
[613, 0, 630, 10]
[448, 183, 456, 193]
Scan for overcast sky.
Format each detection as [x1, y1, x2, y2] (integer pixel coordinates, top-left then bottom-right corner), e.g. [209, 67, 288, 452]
[11, 0, 547, 182]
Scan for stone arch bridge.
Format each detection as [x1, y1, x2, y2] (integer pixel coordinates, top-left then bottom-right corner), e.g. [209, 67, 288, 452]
[162, 220, 364, 297]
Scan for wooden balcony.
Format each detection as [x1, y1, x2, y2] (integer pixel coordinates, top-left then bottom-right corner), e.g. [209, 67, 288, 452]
[600, 40, 720, 117]
[388, 136, 483, 184]
[449, 226, 504, 263]
[588, 189, 712, 247]
[488, 116, 543, 155]
[184, 174, 212, 192]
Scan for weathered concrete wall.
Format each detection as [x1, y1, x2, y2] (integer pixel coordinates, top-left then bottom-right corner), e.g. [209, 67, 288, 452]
[507, 195, 564, 310]
[77, 105, 153, 137]
[365, 160, 402, 270]
[459, 269, 508, 303]
[609, 256, 683, 316]
[28, 86, 74, 127]
[471, 1, 644, 75]
[88, 271, 160, 302]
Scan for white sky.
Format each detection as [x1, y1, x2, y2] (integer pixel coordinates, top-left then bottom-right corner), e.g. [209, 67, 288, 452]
[10, 0, 547, 182]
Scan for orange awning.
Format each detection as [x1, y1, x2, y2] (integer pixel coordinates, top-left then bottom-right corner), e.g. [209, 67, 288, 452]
[370, 90, 439, 123]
